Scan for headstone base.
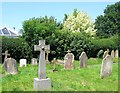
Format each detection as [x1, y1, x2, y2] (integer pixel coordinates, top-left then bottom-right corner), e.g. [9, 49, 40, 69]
[34, 78, 51, 91]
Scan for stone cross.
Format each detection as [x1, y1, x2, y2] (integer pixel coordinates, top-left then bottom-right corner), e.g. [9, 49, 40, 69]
[45, 45, 50, 64]
[34, 40, 50, 79]
[2, 50, 10, 62]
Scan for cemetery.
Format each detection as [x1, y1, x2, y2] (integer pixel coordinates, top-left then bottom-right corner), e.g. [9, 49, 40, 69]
[0, 2, 119, 92]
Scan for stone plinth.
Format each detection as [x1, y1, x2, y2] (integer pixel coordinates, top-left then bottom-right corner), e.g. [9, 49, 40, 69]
[34, 78, 51, 91]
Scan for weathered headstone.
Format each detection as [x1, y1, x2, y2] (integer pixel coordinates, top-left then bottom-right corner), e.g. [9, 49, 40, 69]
[64, 50, 74, 69]
[34, 40, 51, 91]
[52, 58, 58, 72]
[31, 58, 37, 65]
[46, 45, 50, 64]
[100, 55, 113, 79]
[4, 58, 18, 74]
[79, 51, 88, 68]
[111, 50, 115, 58]
[115, 49, 119, 58]
[20, 59, 27, 67]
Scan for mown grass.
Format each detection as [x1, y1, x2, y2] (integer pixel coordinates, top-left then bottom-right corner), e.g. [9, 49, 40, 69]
[1, 58, 119, 91]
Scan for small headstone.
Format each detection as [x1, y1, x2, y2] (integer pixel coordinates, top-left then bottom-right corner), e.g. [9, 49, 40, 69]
[103, 51, 109, 58]
[4, 58, 18, 74]
[97, 49, 104, 58]
[64, 50, 74, 69]
[115, 50, 119, 58]
[31, 58, 37, 65]
[111, 50, 115, 58]
[20, 59, 27, 67]
[79, 51, 88, 68]
[52, 58, 58, 72]
[100, 55, 113, 79]
[34, 40, 51, 91]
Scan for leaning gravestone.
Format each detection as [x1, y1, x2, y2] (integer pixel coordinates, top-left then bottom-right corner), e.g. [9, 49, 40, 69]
[34, 40, 51, 91]
[79, 51, 88, 68]
[100, 55, 113, 79]
[4, 58, 18, 74]
[97, 49, 104, 58]
[115, 50, 119, 58]
[111, 50, 115, 58]
[64, 50, 74, 69]
[31, 58, 37, 65]
[20, 59, 27, 67]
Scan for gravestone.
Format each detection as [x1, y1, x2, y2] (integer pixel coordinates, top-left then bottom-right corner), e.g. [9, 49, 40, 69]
[2, 50, 10, 65]
[64, 50, 74, 69]
[97, 49, 104, 58]
[79, 51, 88, 68]
[34, 40, 51, 91]
[100, 55, 113, 79]
[20, 59, 27, 67]
[52, 58, 58, 72]
[103, 51, 109, 58]
[111, 50, 115, 58]
[46, 45, 50, 64]
[31, 58, 37, 65]
[4, 58, 18, 74]
[115, 50, 119, 58]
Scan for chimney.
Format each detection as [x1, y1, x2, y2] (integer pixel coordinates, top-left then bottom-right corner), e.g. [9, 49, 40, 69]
[13, 27, 15, 31]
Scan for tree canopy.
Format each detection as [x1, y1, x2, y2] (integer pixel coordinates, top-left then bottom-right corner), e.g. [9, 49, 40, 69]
[95, 1, 120, 38]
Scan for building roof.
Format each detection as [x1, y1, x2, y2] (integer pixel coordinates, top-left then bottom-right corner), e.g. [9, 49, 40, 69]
[0, 27, 19, 37]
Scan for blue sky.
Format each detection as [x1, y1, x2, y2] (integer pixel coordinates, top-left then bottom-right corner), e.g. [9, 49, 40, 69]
[1, 2, 117, 32]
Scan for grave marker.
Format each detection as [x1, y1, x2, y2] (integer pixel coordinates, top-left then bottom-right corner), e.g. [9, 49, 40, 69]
[34, 40, 51, 91]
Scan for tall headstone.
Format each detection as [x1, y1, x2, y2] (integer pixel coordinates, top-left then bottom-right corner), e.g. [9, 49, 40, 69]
[111, 50, 115, 58]
[20, 59, 27, 67]
[34, 40, 51, 91]
[4, 58, 18, 74]
[115, 49, 119, 58]
[79, 51, 88, 68]
[64, 50, 74, 69]
[46, 45, 50, 64]
[31, 58, 37, 65]
[100, 55, 113, 79]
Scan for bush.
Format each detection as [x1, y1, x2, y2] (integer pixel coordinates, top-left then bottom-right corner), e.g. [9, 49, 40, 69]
[1, 36, 32, 63]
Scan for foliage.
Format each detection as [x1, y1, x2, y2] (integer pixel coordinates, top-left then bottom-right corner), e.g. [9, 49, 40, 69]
[90, 34, 118, 57]
[1, 60, 118, 91]
[1, 36, 32, 63]
[95, 1, 120, 38]
[63, 9, 96, 35]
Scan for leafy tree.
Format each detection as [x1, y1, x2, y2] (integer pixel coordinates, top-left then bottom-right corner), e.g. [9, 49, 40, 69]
[63, 9, 96, 36]
[95, 1, 120, 37]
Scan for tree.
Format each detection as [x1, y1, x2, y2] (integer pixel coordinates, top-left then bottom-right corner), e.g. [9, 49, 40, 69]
[63, 9, 96, 36]
[95, 1, 120, 38]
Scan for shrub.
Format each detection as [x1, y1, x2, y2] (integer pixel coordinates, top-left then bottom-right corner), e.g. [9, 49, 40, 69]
[1, 36, 32, 63]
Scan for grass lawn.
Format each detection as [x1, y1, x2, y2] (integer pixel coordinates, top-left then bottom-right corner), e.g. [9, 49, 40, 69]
[1, 58, 119, 91]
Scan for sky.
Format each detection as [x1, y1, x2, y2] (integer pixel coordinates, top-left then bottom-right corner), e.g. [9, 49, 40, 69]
[1, 2, 118, 32]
